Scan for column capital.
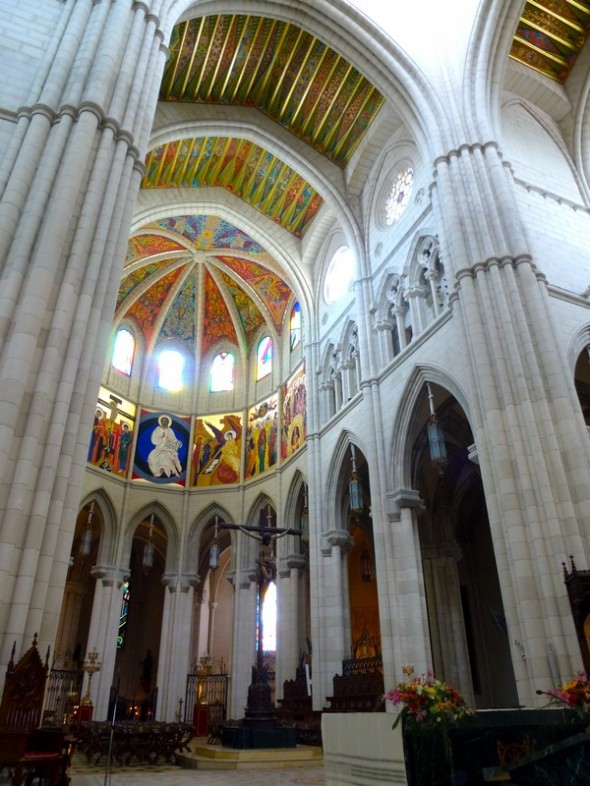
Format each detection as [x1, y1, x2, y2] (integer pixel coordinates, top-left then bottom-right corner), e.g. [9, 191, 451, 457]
[321, 529, 354, 556]
[278, 554, 307, 577]
[90, 564, 129, 588]
[385, 489, 425, 517]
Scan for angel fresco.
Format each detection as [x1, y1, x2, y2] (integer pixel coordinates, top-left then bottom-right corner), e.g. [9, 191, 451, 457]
[192, 413, 242, 487]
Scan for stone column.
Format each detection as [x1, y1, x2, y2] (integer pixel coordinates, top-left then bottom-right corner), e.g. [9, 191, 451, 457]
[0, 0, 169, 670]
[156, 574, 195, 721]
[379, 490, 431, 687]
[432, 139, 590, 702]
[372, 319, 394, 365]
[315, 529, 353, 709]
[276, 554, 306, 699]
[422, 543, 473, 704]
[84, 566, 128, 721]
[228, 569, 257, 719]
[54, 579, 87, 659]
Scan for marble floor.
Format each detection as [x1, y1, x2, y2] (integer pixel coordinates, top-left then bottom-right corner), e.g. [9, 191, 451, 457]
[70, 766, 326, 786]
[68, 754, 326, 786]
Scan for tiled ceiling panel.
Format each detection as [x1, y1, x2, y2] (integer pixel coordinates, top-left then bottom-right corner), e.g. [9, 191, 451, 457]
[509, 0, 590, 83]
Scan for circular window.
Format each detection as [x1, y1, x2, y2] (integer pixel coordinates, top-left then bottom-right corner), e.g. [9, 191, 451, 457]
[384, 166, 414, 226]
[324, 246, 355, 303]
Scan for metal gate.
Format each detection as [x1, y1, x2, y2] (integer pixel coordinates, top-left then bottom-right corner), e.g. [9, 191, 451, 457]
[45, 668, 84, 725]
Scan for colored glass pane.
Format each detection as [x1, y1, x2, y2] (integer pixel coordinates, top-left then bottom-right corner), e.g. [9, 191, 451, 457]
[112, 328, 135, 376]
[257, 336, 273, 380]
[158, 349, 184, 391]
[290, 302, 301, 350]
[385, 167, 414, 225]
[211, 352, 235, 391]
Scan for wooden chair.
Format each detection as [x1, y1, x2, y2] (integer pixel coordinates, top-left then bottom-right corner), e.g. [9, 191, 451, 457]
[0, 634, 68, 786]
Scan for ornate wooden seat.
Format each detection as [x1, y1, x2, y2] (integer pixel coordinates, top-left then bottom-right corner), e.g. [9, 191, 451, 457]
[0, 634, 68, 786]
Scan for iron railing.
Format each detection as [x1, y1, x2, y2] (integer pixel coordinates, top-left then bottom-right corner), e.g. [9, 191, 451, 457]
[184, 673, 229, 723]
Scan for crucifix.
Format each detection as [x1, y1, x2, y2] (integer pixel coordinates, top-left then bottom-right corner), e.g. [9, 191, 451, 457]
[212, 504, 302, 731]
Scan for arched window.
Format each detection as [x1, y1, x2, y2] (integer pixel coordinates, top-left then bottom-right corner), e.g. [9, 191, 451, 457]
[158, 349, 184, 391]
[384, 166, 414, 226]
[257, 336, 273, 380]
[324, 246, 355, 303]
[211, 351, 235, 391]
[261, 581, 277, 650]
[112, 328, 135, 376]
[290, 302, 301, 350]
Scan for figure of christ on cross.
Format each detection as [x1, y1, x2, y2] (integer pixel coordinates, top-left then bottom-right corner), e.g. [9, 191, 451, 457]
[215, 506, 302, 727]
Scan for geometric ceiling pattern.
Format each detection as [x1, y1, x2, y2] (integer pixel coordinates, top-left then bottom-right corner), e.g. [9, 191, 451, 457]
[146, 14, 385, 239]
[142, 137, 323, 238]
[119, 216, 294, 356]
[131, 8, 590, 368]
[509, 0, 590, 83]
[160, 15, 385, 168]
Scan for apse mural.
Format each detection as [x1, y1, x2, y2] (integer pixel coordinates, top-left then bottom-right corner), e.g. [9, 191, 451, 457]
[191, 413, 243, 487]
[87, 387, 136, 478]
[245, 394, 279, 479]
[281, 364, 306, 460]
[132, 409, 191, 485]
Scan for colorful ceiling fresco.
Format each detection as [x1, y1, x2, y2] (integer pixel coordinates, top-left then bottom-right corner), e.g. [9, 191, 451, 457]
[142, 13, 386, 239]
[142, 137, 323, 238]
[119, 216, 293, 357]
[509, 0, 590, 82]
[160, 15, 384, 168]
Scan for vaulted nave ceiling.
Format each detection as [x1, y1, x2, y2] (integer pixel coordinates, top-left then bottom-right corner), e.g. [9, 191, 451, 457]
[126, 5, 590, 362]
[129, 12, 386, 360]
[510, 0, 590, 83]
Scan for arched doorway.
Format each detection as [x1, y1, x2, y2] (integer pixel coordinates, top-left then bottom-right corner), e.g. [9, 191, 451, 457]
[412, 383, 518, 708]
[341, 444, 381, 663]
[114, 513, 166, 719]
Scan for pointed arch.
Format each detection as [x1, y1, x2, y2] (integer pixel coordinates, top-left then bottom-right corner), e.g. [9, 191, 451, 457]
[122, 502, 180, 575]
[322, 429, 370, 536]
[184, 501, 237, 577]
[78, 488, 119, 566]
[388, 364, 471, 491]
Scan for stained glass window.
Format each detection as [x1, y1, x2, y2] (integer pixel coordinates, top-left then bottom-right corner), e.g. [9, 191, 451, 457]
[262, 581, 277, 651]
[290, 302, 301, 350]
[257, 336, 273, 380]
[158, 349, 184, 391]
[117, 581, 130, 649]
[112, 328, 135, 376]
[211, 351, 235, 391]
[385, 166, 414, 225]
[324, 246, 355, 303]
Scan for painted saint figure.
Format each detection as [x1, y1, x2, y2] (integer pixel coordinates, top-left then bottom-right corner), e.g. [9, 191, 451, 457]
[148, 415, 183, 477]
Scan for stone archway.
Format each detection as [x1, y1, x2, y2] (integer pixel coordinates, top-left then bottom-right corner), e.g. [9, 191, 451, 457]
[412, 383, 518, 708]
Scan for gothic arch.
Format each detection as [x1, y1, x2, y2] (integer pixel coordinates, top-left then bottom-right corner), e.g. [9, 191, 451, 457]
[389, 364, 471, 491]
[568, 321, 590, 373]
[79, 488, 119, 566]
[121, 502, 180, 575]
[464, 0, 526, 141]
[184, 502, 236, 576]
[322, 429, 370, 534]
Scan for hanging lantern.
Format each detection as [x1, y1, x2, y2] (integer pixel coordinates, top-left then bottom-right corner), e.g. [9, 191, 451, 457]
[349, 445, 364, 513]
[300, 484, 309, 541]
[209, 516, 220, 569]
[426, 383, 448, 474]
[142, 514, 155, 571]
[79, 502, 94, 556]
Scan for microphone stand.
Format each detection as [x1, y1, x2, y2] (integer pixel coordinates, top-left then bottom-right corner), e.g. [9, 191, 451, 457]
[104, 673, 120, 786]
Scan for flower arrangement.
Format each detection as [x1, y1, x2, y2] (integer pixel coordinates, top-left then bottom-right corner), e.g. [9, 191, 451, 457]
[384, 665, 475, 730]
[542, 672, 590, 721]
